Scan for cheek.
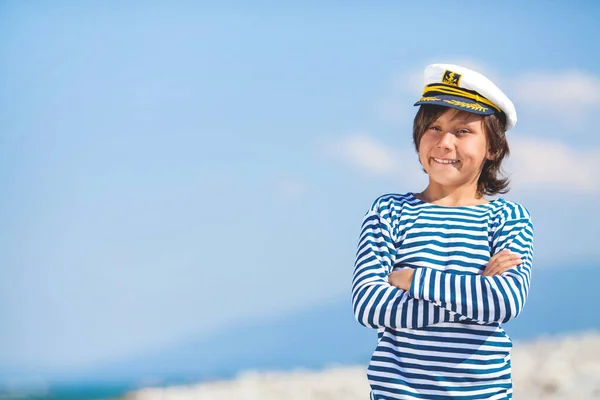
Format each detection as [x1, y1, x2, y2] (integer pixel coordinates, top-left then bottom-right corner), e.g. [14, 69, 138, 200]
[417, 140, 435, 168]
[417, 136, 433, 155]
[417, 142, 429, 163]
[460, 140, 488, 162]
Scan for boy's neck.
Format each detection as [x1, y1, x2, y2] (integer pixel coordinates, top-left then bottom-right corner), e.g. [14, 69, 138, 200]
[417, 184, 489, 207]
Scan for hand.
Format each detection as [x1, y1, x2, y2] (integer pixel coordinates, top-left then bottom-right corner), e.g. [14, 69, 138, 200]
[388, 268, 415, 291]
[483, 249, 522, 277]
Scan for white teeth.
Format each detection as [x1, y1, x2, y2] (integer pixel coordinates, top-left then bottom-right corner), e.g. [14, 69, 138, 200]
[433, 158, 459, 164]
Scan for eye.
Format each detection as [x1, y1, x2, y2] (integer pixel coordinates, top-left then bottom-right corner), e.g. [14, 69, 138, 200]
[428, 125, 442, 131]
[456, 128, 471, 135]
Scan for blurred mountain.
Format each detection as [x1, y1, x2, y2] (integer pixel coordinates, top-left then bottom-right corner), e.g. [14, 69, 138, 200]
[62, 263, 599, 384]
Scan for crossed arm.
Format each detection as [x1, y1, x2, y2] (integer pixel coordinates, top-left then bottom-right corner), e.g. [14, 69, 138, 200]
[351, 206, 534, 329]
[351, 210, 455, 329]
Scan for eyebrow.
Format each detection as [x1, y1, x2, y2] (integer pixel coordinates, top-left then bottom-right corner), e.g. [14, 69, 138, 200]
[444, 108, 480, 122]
[448, 117, 480, 124]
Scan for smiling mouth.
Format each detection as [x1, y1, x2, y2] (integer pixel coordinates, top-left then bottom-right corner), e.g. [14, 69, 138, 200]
[432, 157, 460, 165]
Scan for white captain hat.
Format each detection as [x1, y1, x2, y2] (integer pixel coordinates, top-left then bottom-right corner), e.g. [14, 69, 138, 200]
[414, 63, 517, 131]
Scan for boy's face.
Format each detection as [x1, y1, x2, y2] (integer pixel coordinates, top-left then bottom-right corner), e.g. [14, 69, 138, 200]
[418, 108, 492, 191]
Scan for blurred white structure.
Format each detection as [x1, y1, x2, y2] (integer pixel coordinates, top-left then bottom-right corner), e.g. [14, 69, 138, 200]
[124, 332, 600, 400]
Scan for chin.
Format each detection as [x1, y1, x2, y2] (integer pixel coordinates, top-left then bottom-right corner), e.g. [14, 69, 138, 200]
[431, 179, 464, 188]
[426, 172, 468, 188]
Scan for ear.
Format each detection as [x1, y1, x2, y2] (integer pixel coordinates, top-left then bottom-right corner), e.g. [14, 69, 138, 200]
[486, 147, 496, 161]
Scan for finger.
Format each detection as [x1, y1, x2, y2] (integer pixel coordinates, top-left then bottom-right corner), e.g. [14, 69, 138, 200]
[484, 251, 522, 275]
[493, 266, 511, 276]
[488, 266, 508, 276]
[495, 252, 522, 263]
[488, 251, 519, 266]
[493, 260, 523, 276]
[486, 258, 521, 276]
[484, 262, 506, 276]
[486, 266, 503, 276]
[483, 263, 500, 276]
[488, 249, 510, 262]
[502, 257, 522, 268]
[494, 249, 519, 258]
[487, 253, 521, 270]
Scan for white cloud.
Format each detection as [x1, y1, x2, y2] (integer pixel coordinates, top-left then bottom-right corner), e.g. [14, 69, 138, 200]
[390, 69, 424, 97]
[375, 71, 422, 126]
[320, 133, 402, 175]
[319, 133, 425, 186]
[506, 135, 600, 192]
[510, 71, 600, 121]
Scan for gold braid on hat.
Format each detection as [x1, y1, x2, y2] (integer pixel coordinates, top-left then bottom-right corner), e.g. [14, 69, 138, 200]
[421, 84, 501, 113]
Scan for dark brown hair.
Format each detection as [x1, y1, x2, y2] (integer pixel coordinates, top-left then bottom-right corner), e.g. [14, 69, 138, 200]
[412, 105, 510, 197]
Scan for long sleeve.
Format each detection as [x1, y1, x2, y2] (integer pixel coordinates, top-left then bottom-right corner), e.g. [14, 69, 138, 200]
[351, 201, 455, 329]
[408, 211, 534, 324]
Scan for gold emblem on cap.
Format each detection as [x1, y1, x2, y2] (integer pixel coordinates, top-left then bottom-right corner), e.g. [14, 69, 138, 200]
[442, 70, 461, 87]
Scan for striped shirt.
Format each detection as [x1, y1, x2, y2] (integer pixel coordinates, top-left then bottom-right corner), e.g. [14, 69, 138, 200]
[351, 192, 534, 400]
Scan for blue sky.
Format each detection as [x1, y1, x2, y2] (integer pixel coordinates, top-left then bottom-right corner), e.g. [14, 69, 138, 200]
[1, 1, 600, 372]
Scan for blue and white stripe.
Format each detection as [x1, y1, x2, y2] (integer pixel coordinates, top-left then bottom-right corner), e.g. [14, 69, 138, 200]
[351, 192, 534, 400]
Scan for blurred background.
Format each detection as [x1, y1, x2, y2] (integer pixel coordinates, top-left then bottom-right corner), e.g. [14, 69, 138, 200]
[1, 1, 599, 399]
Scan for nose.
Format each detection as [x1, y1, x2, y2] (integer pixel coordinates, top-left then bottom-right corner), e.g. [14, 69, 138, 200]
[436, 131, 455, 149]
